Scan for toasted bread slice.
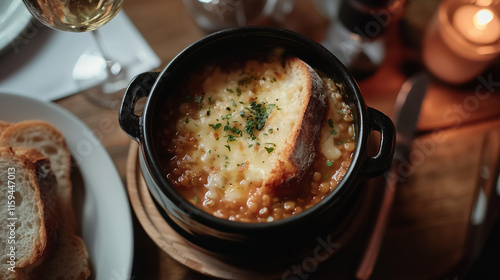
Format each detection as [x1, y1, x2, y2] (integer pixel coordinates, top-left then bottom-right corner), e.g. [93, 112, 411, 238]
[0, 121, 10, 135]
[0, 121, 71, 206]
[260, 56, 326, 194]
[0, 121, 90, 280]
[174, 54, 326, 198]
[0, 147, 58, 280]
[34, 233, 90, 280]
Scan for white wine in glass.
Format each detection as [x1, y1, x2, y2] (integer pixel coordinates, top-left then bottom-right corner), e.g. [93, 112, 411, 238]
[23, 0, 123, 31]
[22, 0, 128, 109]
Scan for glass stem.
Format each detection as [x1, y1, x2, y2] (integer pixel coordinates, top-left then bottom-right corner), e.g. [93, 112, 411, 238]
[90, 29, 126, 93]
[91, 29, 115, 77]
[91, 30, 108, 61]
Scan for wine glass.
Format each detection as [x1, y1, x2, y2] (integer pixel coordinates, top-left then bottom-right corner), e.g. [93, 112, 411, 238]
[182, 0, 298, 33]
[22, 0, 127, 109]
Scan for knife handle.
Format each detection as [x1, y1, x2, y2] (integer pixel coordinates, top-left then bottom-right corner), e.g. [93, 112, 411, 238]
[355, 163, 399, 280]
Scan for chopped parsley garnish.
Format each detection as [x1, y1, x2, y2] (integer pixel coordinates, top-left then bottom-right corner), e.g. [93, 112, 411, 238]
[328, 119, 334, 128]
[194, 95, 204, 103]
[224, 144, 231, 151]
[185, 94, 203, 103]
[226, 134, 237, 142]
[326, 161, 334, 166]
[265, 147, 275, 153]
[184, 117, 189, 124]
[185, 94, 204, 110]
[238, 76, 255, 86]
[224, 121, 242, 136]
[209, 123, 222, 130]
[264, 143, 276, 154]
[244, 101, 275, 138]
[331, 129, 337, 135]
[245, 118, 256, 138]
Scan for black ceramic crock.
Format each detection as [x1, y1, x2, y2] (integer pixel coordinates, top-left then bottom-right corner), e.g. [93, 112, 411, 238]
[119, 27, 395, 266]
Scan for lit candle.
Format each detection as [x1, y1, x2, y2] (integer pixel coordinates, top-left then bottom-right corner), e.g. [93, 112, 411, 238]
[453, 5, 500, 45]
[422, 0, 500, 84]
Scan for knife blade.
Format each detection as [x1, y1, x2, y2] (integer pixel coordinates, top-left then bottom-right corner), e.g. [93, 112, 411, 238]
[355, 72, 430, 280]
[393, 72, 431, 160]
[454, 131, 500, 278]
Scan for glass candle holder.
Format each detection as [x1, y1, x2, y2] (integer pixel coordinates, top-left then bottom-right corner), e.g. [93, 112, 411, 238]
[422, 0, 500, 84]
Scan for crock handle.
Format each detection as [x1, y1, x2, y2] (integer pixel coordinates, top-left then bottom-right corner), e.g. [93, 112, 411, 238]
[361, 107, 396, 177]
[119, 72, 160, 142]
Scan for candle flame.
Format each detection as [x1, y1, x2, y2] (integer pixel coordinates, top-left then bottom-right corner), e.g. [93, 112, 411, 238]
[473, 8, 494, 30]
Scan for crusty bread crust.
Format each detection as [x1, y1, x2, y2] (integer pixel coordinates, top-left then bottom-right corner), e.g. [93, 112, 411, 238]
[0, 121, 10, 135]
[262, 57, 327, 195]
[0, 121, 71, 200]
[0, 147, 58, 280]
[0, 121, 90, 280]
[14, 148, 59, 268]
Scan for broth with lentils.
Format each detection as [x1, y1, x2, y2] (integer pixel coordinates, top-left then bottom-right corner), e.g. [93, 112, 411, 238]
[155, 52, 356, 223]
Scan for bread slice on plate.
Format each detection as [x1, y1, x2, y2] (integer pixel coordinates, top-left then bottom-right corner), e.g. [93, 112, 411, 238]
[0, 121, 10, 135]
[33, 233, 90, 280]
[0, 121, 71, 205]
[0, 121, 90, 280]
[0, 147, 58, 280]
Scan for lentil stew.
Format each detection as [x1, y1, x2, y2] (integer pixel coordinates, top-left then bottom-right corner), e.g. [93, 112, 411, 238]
[155, 52, 356, 223]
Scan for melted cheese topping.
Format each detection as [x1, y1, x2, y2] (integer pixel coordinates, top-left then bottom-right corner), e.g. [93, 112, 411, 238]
[159, 53, 356, 222]
[176, 59, 304, 201]
[166, 59, 354, 211]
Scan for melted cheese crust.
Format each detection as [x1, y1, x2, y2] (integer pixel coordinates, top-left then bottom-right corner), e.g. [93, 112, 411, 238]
[157, 53, 356, 223]
[177, 58, 302, 201]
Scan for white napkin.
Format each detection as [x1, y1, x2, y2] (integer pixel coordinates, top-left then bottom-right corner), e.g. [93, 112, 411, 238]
[0, 11, 161, 101]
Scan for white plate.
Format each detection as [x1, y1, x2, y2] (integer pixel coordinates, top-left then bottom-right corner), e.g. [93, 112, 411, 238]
[0, 93, 134, 279]
[0, 0, 33, 54]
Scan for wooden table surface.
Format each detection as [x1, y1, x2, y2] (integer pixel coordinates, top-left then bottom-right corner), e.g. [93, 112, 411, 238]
[49, 0, 500, 279]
